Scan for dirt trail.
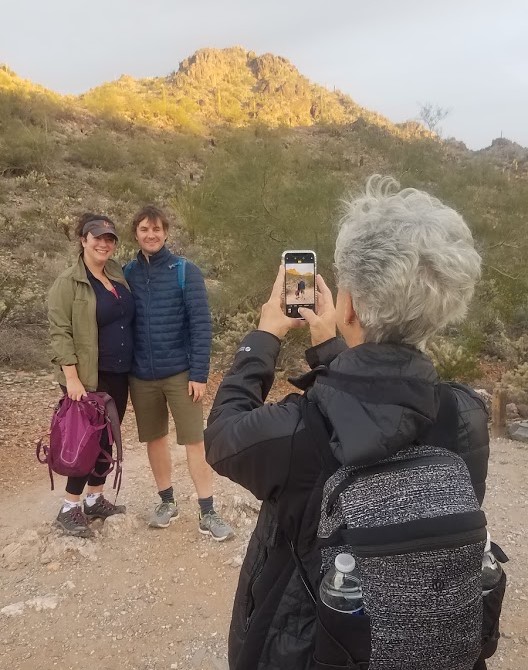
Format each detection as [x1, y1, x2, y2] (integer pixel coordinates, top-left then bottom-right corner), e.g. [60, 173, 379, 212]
[0, 371, 527, 670]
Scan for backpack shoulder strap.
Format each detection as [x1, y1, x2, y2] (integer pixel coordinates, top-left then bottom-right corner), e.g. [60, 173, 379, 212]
[90, 392, 123, 497]
[123, 259, 137, 282]
[167, 257, 187, 291]
[176, 257, 187, 292]
[422, 381, 460, 451]
[300, 398, 340, 475]
[288, 397, 340, 602]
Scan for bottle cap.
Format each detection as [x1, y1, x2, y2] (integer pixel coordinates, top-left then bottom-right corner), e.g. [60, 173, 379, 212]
[335, 553, 356, 573]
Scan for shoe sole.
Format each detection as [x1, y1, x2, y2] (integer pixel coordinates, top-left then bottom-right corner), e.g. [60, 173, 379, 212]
[148, 512, 179, 529]
[85, 510, 127, 521]
[54, 519, 94, 539]
[199, 527, 235, 542]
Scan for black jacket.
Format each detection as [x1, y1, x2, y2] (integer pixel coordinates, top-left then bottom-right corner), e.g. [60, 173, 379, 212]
[205, 331, 489, 670]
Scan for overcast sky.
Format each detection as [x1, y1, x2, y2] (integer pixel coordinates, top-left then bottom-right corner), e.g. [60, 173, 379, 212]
[2, 0, 526, 149]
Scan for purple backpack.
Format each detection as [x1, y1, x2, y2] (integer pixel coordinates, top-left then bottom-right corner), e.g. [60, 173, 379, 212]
[37, 392, 123, 493]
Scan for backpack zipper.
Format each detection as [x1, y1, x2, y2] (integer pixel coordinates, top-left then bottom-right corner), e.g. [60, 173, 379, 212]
[352, 527, 487, 557]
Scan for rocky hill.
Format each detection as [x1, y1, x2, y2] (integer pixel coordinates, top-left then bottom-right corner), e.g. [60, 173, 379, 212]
[1, 50, 528, 388]
[81, 46, 404, 132]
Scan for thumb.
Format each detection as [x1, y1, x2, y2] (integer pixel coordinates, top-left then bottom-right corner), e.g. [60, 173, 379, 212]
[298, 307, 316, 323]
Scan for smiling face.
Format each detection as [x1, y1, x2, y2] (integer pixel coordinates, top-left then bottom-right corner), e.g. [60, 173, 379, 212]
[81, 232, 117, 266]
[135, 217, 167, 256]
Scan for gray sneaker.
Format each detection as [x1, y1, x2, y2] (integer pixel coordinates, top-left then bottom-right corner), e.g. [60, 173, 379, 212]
[199, 511, 234, 542]
[148, 501, 179, 528]
[55, 505, 94, 538]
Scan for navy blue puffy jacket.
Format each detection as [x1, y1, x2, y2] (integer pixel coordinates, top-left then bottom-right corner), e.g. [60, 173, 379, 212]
[124, 246, 212, 382]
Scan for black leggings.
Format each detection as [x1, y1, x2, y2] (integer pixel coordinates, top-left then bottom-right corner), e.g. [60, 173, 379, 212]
[64, 371, 129, 496]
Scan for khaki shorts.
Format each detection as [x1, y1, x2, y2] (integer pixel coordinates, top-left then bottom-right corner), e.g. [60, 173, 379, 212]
[129, 371, 204, 445]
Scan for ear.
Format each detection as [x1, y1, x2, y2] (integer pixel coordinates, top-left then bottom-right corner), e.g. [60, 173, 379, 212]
[343, 293, 357, 326]
[81, 236, 88, 248]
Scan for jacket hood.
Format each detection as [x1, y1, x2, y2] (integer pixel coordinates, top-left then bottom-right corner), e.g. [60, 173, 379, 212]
[304, 342, 440, 467]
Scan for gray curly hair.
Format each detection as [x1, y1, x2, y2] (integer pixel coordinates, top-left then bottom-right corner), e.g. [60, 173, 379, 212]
[334, 175, 481, 349]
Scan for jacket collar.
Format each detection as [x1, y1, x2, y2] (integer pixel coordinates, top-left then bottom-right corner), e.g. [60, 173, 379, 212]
[71, 255, 90, 284]
[303, 342, 440, 468]
[71, 254, 125, 285]
[136, 245, 173, 267]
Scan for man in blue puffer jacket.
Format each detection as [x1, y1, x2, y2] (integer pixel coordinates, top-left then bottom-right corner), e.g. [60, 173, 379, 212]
[124, 205, 233, 541]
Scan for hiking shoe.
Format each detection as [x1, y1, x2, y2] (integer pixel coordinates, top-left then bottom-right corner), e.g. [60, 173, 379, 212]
[199, 511, 234, 542]
[148, 501, 179, 528]
[55, 505, 94, 538]
[83, 496, 126, 520]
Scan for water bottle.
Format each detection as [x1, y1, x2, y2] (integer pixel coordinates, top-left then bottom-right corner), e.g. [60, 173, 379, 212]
[482, 531, 503, 596]
[319, 553, 364, 615]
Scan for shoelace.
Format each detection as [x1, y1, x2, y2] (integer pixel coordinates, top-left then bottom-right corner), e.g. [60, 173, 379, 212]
[155, 502, 172, 513]
[69, 506, 88, 525]
[97, 496, 116, 511]
[203, 511, 225, 527]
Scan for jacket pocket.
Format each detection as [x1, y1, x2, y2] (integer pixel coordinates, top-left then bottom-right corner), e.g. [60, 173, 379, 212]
[313, 594, 371, 669]
[481, 569, 507, 659]
[244, 546, 268, 632]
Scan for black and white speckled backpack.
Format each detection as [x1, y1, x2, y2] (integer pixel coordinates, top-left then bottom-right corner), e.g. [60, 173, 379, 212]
[300, 399, 489, 670]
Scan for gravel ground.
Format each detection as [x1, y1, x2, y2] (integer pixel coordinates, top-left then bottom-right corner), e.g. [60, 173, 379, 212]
[0, 370, 526, 670]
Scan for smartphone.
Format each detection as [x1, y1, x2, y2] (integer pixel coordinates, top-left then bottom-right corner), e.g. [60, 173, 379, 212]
[281, 250, 317, 318]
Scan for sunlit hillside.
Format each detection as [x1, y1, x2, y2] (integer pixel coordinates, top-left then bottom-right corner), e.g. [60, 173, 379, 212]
[1, 51, 528, 396]
[82, 47, 406, 132]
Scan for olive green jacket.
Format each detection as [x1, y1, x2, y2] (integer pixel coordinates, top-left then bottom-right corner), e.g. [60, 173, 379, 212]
[48, 255, 129, 391]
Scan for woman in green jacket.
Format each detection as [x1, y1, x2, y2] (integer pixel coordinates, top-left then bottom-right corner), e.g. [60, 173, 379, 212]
[48, 213, 135, 537]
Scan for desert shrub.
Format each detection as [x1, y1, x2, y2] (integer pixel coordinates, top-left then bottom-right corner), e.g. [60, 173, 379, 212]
[211, 307, 259, 363]
[276, 327, 312, 376]
[501, 363, 528, 404]
[103, 172, 157, 203]
[0, 120, 59, 175]
[69, 130, 127, 170]
[126, 137, 162, 177]
[160, 133, 204, 168]
[0, 325, 50, 369]
[427, 337, 481, 382]
[0, 214, 33, 250]
[11, 170, 50, 192]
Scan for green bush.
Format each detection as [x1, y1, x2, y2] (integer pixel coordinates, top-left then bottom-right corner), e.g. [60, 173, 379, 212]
[0, 120, 59, 175]
[68, 130, 127, 170]
[103, 172, 157, 203]
[427, 338, 481, 382]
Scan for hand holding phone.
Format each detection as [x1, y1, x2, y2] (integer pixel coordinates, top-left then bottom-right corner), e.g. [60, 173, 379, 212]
[281, 250, 317, 319]
[257, 266, 305, 339]
[298, 274, 336, 346]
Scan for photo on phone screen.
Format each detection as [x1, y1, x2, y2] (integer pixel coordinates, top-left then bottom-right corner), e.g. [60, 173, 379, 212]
[282, 250, 316, 318]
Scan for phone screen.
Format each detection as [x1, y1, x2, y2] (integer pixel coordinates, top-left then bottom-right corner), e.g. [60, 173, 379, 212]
[283, 251, 316, 318]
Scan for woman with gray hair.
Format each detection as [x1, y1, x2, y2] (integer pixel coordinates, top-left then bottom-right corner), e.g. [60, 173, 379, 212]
[205, 176, 499, 670]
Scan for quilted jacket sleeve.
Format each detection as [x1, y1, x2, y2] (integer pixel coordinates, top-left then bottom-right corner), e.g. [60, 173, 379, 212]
[305, 337, 347, 368]
[184, 262, 212, 383]
[205, 330, 303, 501]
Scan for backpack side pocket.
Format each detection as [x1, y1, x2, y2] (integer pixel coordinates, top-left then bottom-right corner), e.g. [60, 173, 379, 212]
[481, 569, 507, 659]
[313, 593, 370, 670]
